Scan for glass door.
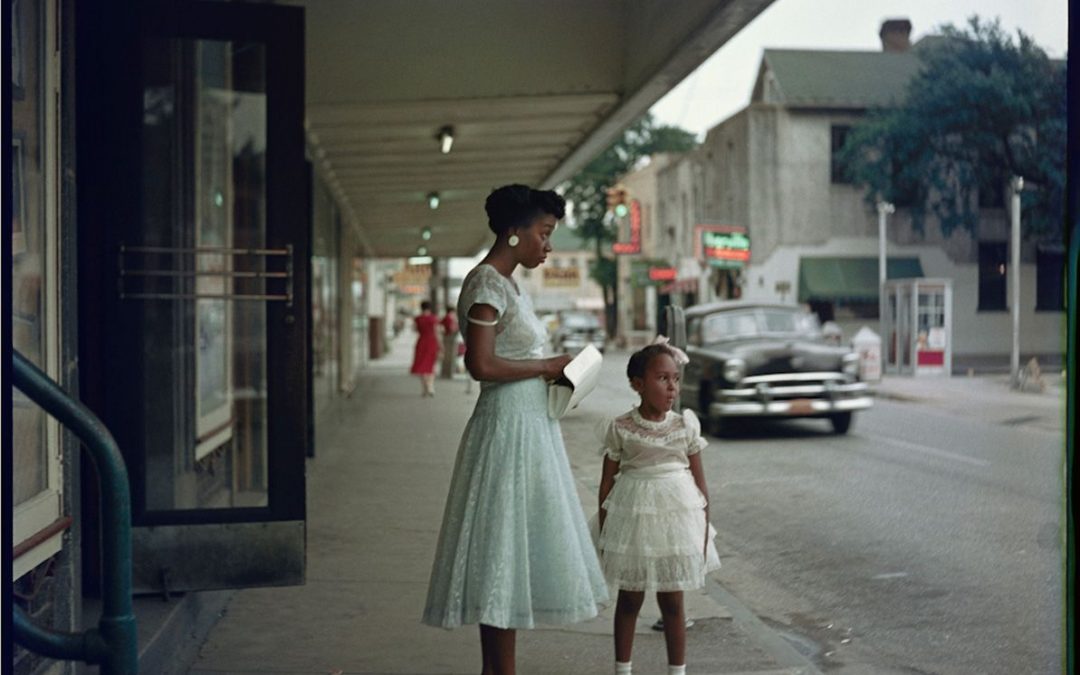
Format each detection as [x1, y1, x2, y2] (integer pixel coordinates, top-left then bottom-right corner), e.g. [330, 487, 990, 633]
[99, 1, 308, 592]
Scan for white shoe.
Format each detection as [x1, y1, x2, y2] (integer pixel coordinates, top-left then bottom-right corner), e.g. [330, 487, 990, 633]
[651, 618, 694, 631]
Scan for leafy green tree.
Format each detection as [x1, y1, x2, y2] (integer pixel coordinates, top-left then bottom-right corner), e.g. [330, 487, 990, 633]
[561, 113, 698, 332]
[841, 17, 1066, 240]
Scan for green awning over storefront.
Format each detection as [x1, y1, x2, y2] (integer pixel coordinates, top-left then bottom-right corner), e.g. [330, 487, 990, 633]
[798, 257, 923, 302]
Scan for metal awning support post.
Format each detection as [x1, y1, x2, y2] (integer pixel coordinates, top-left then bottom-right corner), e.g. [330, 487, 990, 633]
[11, 350, 137, 675]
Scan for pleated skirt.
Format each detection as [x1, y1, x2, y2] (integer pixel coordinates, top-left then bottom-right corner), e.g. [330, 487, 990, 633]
[422, 377, 608, 629]
[595, 465, 721, 593]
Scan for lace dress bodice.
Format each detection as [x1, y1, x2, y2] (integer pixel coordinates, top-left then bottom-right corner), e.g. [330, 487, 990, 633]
[600, 409, 708, 472]
[457, 264, 548, 362]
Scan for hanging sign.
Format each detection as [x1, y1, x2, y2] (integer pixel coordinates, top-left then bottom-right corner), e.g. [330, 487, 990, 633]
[543, 267, 580, 287]
[631, 260, 675, 287]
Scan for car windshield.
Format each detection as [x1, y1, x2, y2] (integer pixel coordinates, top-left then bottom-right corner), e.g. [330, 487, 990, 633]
[701, 308, 819, 343]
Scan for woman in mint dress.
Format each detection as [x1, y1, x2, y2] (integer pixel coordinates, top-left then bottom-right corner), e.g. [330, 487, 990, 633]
[423, 185, 608, 674]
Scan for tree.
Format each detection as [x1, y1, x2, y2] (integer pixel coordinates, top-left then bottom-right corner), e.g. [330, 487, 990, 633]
[841, 17, 1066, 240]
[561, 113, 698, 332]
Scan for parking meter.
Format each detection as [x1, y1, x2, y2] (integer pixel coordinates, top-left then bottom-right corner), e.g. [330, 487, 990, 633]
[665, 305, 687, 411]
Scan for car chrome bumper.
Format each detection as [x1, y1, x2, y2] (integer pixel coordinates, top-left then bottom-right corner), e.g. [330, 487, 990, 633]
[559, 338, 605, 352]
[710, 378, 873, 417]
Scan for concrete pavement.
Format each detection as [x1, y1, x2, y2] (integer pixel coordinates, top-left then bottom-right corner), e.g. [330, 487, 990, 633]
[184, 336, 1065, 674]
[871, 367, 1066, 435]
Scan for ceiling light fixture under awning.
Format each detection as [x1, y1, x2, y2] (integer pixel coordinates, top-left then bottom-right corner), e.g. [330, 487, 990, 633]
[437, 125, 454, 154]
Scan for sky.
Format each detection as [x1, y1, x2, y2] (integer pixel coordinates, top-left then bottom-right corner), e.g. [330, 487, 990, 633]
[649, 0, 1070, 137]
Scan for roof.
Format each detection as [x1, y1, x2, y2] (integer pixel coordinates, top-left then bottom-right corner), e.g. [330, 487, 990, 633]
[755, 48, 922, 109]
[298, 0, 776, 258]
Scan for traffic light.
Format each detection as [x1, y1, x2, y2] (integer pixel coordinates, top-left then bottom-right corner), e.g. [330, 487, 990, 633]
[606, 185, 629, 217]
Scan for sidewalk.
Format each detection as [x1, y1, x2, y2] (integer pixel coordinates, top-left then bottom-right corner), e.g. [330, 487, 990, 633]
[871, 368, 1066, 435]
[186, 335, 818, 675]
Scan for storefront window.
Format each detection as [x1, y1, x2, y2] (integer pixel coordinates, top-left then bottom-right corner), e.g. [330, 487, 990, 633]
[10, 0, 48, 506]
[139, 36, 270, 510]
[311, 183, 339, 411]
[11, 0, 62, 576]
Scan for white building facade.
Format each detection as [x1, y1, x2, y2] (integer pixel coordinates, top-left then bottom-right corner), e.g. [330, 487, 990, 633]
[653, 20, 1065, 366]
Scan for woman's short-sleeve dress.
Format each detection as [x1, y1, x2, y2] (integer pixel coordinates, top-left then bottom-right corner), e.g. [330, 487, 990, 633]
[410, 313, 440, 375]
[422, 264, 608, 629]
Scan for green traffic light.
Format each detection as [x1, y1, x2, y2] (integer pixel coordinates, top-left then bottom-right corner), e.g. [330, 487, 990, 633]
[614, 204, 629, 217]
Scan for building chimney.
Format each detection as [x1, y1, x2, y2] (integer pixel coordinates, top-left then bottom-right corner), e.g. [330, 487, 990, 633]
[879, 19, 912, 52]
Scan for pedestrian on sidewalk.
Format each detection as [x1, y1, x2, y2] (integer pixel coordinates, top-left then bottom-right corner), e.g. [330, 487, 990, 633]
[410, 300, 440, 396]
[422, 184, 608, 675]
[593, 341, 722, 675]
[439, 304, 459, 379]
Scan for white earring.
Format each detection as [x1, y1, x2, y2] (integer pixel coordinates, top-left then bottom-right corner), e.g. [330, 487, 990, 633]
[508, 234, 520, 247]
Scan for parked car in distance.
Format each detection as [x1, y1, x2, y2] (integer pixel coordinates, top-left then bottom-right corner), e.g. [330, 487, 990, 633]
[552, 310, 606, 355]
[680, 301, 871, 435]
[536, 312, 560, 337]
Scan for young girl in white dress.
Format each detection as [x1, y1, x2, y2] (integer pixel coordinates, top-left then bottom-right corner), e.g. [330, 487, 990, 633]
[596, 341, 722, 675]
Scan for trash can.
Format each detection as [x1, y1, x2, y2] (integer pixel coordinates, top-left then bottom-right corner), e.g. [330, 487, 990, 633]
[851, 326, 882, 382]
[369, 316, 385, 359]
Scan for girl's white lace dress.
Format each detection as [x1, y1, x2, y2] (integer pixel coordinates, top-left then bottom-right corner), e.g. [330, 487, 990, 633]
[595, 408, 722, 592]
[422, 264, 608, 629]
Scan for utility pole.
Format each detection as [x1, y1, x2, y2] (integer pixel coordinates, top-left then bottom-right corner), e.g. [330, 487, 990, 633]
[877, 200, 895, 339]
[1010, 176, 1024, 387]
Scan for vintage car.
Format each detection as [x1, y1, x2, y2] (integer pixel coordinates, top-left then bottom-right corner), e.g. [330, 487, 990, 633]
[679, 302, 872, 435]
[552, 310, 606, 355]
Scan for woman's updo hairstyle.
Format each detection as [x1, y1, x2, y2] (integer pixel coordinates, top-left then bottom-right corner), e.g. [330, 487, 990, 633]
[484, 184, 566, 236]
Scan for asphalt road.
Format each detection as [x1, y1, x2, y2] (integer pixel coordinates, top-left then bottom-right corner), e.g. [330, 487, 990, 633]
[564, 354, 1065, 675]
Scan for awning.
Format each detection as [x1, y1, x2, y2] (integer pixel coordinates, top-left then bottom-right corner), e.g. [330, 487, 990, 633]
[660, 278, 699, 295]
[798, 257, 923, 303]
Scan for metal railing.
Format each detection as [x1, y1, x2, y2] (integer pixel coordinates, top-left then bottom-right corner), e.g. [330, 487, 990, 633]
[11, 350, 137, 674]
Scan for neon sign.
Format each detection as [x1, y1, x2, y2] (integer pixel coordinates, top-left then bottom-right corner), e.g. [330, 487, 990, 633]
[696, 225, 750, 269]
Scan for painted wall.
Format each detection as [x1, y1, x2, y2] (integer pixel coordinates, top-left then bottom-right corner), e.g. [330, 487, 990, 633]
[742, 237, 1065, 357]
[694, 98, 1064, 360]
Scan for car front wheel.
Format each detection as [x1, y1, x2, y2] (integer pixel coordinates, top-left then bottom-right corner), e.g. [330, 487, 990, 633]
[830, 412, 853, 434]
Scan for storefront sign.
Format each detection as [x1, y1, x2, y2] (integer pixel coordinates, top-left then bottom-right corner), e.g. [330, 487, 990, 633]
[631, 260, 675, 287]
[393, 264, 431, 294]
[543, 266, 580, 287]
[696, 225, 750, 269]
[612, 199, 642, 255]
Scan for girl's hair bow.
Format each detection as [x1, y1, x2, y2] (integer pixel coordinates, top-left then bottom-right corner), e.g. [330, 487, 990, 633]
[652, 334, 690, 366]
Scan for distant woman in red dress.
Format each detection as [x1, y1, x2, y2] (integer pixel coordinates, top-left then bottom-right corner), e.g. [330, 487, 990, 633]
[411, 300, 440, 397]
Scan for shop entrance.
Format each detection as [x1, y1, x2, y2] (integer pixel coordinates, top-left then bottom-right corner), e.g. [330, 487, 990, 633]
[78, 1, 309, 593]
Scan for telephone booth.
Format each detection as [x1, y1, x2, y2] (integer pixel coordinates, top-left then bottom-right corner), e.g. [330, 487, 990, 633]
[883, 278, 953, 376]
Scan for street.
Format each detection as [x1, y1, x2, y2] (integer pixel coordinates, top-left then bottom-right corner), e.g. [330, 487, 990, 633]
[563, 351, 1064, 675]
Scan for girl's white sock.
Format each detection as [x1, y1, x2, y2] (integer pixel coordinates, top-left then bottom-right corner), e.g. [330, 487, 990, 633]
[668, 665, 686, 675]
[615, 661, 632, 674]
